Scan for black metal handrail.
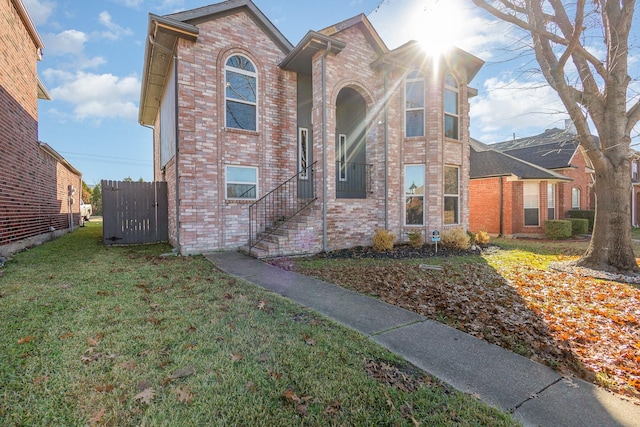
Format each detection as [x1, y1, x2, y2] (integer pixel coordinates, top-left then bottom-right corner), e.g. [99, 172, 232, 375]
[248, 161, 317, 254]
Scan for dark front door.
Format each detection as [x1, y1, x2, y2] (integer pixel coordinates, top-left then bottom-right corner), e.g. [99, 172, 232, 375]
[336, 87, 367, 199]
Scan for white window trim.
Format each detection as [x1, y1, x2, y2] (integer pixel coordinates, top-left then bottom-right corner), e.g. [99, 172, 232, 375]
[225, 165, 258, 200]
[572, 187, 581, 209]
[338, 134, 347, 181]
[299, 127, 309, 179]
[404, 164, 425, 226]
[444, 73, 459, 140]
[444, 165, 460, 225]
[523, 182, 540, 226]
[405, 70, 425, 138]
[224, 54, 258, 131]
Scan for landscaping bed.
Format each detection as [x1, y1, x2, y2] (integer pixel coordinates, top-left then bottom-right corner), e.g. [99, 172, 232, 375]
[273, 240, 640, 404]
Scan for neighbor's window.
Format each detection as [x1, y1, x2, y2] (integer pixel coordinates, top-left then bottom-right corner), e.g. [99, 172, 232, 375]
[405, 165, 425, 225]
[405, 70, 425, 137]
[444, 73, 459, 140]
[572, 187, 581, 209]
[225, 55, 257, 131]
[524, 182, 540, 226]
[547, 183, 556, 220]
[226, 166, 258, 200]
[444, 166, 459, 224]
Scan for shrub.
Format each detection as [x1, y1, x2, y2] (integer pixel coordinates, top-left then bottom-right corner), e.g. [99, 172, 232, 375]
[475, 230, 490, 245]
[440, 227, 471, 250]
[568, 218, 589, 236]
[566, 209, 594, 231]
[407, 231, 424, 248]
[545, 220, 572, 240]
[372, 229, 395, 252]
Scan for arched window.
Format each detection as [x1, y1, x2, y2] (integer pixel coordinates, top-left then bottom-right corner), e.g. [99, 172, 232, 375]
[444, 73, 459, 140]
[225, 55, 257, 131]
[572, 187, 581, 209]
[405, 70, 425, 137]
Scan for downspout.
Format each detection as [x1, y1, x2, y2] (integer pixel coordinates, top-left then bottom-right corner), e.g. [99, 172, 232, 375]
[149, 33, 181, 254]
[321, 41, 332, 252]
[499, 177, 504, 237]
[383, 68, 389, 230]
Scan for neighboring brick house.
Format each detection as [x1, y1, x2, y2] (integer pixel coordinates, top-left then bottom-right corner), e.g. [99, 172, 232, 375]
[0, 0, 84, 257]
[469, 125, 595, 237]
[139, 0, 484, 257]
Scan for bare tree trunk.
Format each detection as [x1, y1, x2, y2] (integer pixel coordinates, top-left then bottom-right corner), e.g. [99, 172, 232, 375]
[578, 155, 637, 272]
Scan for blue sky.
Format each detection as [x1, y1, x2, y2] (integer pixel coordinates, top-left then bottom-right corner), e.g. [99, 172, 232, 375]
[24, 0, 637, 186]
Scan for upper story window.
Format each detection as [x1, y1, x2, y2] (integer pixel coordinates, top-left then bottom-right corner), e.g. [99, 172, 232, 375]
[225, 55, 257, 131]
[444, 73, 459, 140]
[405, 70, 425, 137]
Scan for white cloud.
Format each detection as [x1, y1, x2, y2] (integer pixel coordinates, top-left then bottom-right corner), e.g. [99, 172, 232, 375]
[43, 29, 86, 55]
[22, 0, 55, 26]
[471, 75, 568, 143]
[97, 11, 133, 41]
[111, 0, 144, 7]
[45, 71, 141, 123]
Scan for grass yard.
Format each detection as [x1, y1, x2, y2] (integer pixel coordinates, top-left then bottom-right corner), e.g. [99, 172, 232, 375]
[287, 237, 640, 404]
[0, 223, 518, 426]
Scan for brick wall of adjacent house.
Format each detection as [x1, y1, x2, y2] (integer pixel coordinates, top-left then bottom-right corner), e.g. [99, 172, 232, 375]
[555, 148, 594, 213]
[0, 0, 81, 255]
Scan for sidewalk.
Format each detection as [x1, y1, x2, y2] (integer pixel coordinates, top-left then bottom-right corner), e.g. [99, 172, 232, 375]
[205, 251, 640, 427]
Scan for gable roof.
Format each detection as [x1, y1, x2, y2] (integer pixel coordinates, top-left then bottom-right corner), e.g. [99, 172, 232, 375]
[372, 41, 485, 84]
[490, 128, 596, 170]
[470, 138, 571, 182]
[139, 0, 292, 125]
[318, 14, 387, 56]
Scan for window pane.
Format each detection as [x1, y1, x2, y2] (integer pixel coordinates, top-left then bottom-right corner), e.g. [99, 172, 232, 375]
[406, 196, 424, 225]
[227, 166, 256, 183]
[226, 71, 256, 103]
[227, 183, 256, 199]
[406, 111, 424, 137]
[405, 80, 424, 109]
[445, 73, 457, 88]
[226, 101, 256, 131]
[548, 208, 555, 220]
[405, 165, 425, 195]
[226, 55, 255, 72]
[444, 196, 458, 224]
[444, 114, 458, 139]
[524, 208, 539, 226]
[444, 166, 458, 194]
[444, 89, 457, 114]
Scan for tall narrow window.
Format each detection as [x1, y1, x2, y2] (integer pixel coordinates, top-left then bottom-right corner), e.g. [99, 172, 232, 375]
[547, 183, 556, 220]
[225, 55, 257, 131]
[524, 182, 540, 226]
[444, 73, 459, 140]
[444, 166, 459, 224]
[633, 161, 638, 181]
[226, 166, 258, 200]
[299, 128, 309, 179]
[405, 70, 425, 137]
[405, 165, 425, 225]
[572, 187, 581, 209]
[338, 134, 347, 181]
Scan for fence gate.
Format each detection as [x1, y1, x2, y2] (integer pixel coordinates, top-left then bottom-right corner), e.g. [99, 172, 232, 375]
[102, 180, 168, 245]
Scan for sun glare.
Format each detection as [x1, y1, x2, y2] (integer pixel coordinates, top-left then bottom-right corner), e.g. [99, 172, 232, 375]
[410, 0, 466, 57]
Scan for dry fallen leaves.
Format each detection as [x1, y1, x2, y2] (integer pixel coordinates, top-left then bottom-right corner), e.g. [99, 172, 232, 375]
[134, 387, 155, 404]
[231, 352, 244, 362]
[282, 388, 313, 416]
[88, 407, 106, 424]
[175, 385, 194, 404]
[17, 335, 36, 344]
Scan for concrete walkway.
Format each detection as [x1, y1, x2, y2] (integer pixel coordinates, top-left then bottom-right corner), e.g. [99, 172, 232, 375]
[205, 251, 640, 427]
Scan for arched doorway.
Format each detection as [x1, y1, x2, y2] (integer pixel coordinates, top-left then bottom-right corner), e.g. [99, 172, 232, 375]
[335, 87, 367, 199]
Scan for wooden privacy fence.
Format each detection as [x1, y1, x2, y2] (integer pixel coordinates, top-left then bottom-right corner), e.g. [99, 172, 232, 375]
[102, 180, 168, 245]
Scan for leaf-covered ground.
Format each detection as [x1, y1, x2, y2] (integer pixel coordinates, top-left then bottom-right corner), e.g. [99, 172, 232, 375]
[278, 242, 640, 403]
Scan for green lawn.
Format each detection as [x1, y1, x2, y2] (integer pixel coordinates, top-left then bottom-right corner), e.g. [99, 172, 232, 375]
[0, 223, 518, 426]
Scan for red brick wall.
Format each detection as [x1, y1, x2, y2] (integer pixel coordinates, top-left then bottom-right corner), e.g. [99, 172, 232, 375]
[0, 0, 82, 252]
[469, 177, 502, 234]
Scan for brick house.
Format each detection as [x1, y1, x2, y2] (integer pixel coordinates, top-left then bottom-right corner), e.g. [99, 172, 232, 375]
[0, 0, 84, 257]
[469, 125, 595, 237]
[139, 0, 484, 256]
